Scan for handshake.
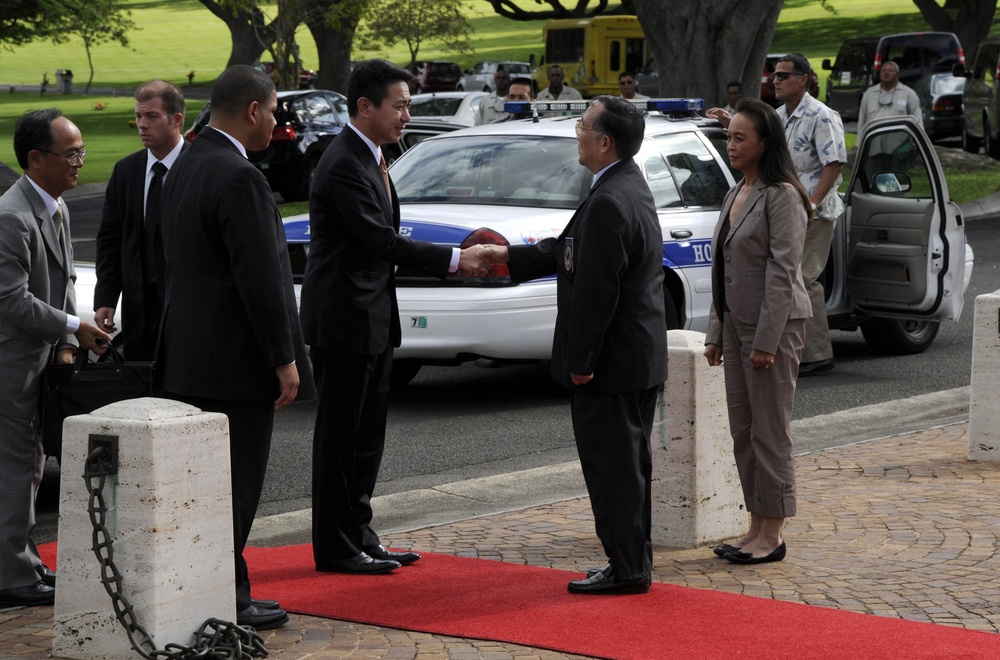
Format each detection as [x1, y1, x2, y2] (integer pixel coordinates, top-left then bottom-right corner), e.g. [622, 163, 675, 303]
[455, 244, 509, 278]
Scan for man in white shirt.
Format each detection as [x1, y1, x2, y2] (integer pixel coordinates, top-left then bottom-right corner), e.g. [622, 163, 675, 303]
[476, 66, 512, 125]
[857, 61, 922, 140]
[537, 65, 584, 102]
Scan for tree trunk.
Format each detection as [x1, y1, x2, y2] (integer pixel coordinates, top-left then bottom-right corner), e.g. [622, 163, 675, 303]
[306, 6, 360, 94]
[912, 0, 996, 66]
[632, 0, 783, 108]
[198, 0, 272, 67]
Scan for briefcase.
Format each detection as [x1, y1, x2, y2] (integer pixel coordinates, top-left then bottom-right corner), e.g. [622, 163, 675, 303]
[40, 338, 154, 460]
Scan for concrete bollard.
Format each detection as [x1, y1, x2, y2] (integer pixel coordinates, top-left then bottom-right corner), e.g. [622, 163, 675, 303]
[651, 330, 745, 548]
[969, 290, 1000, 461]
[53, 398, 236, 659]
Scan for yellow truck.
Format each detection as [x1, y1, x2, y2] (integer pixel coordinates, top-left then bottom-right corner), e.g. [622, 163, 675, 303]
[535, 15, 646, 98]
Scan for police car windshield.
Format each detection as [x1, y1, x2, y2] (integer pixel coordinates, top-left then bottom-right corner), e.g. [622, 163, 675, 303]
[392, 135, 590, 209]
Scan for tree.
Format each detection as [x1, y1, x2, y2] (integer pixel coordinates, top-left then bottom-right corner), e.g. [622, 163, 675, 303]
[49, 0, 136, 94]
[631, 0, 782, 104]
[1, 0, 76, 50]
[912, 0, 997, 64]
[355, 0, 473, 67]
[305, 0, 370, 93]
[485, 0, 634, 19]
[198, 0, 276, 68]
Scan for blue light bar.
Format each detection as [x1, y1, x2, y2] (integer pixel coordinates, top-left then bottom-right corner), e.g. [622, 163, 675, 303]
[503, 101, 590, 114]
[646, 98, 704, 112]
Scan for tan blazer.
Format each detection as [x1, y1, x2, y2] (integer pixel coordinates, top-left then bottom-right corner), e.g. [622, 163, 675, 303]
[706, 179, 811, 354]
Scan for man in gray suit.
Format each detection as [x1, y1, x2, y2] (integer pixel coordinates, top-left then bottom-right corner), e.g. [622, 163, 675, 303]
[0, 109, 110, 606]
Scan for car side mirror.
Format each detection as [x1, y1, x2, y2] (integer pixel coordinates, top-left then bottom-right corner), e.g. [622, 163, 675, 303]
[952, 62, 967, 77]
[822, 58, 832, 70]
[873, 172, 911, 194]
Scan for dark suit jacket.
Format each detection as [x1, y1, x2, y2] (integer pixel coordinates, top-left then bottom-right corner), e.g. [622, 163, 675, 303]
[705, 180, 811, 354]
[300, 127, 452, 355]
[158, 127, 314, 402]
[94, 144, 185, 343]
[507, 159, 668, 394]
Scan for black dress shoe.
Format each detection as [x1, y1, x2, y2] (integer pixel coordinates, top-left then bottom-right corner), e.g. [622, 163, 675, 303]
[0, 580, 55, 607]
[316, 552, 400, 574]
[35, 563, 56, 587]
[236, 603, 289, 630]
[712, 543, 742, 558]
[251, 598, 280, 610]
[798, 358, 834, 377]
[365, 544, 421, 566]
[724, 541, 786, 564]
[585, 563, 612, 578]
[568, 570, 651, 595]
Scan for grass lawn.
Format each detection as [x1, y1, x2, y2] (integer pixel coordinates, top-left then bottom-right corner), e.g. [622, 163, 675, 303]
[1, 0, 998, 204]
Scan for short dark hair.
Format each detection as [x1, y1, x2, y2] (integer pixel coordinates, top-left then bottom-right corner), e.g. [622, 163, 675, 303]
[778, 53, 812, 79]
[210, 65, 275, 119]
[136, 79, 185, 119]
[13, 108, 62, 170]
[726, 81, 742, 91]
[509, 77, 534, 96]
[348, 59, 413, 118]
[619, 71, 637, 82]
[589, 95, 644, 160]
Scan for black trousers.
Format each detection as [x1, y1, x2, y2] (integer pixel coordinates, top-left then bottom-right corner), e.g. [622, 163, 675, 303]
[570, 386, 657, 580]
[310, 345, 391, 565]
[164, 393, 273, 612]
[122, 282, 162, 362]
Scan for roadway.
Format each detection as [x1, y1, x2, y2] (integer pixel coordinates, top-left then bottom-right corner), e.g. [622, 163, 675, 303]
[33, 183, 1000, 544]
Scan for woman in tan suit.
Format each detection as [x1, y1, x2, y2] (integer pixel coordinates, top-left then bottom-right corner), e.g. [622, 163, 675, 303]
[704, 98, 812, 564]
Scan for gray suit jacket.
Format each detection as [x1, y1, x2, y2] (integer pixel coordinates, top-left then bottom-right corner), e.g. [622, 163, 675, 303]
[706, 179, 811, 354]
[0, 175, 77, 418]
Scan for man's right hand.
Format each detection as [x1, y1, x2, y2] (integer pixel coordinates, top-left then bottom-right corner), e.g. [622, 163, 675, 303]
[706, 107, 732, 129]
[75, 322, 113, 354]
[275, 363, 300, 411]
[94, 307, 117, 333]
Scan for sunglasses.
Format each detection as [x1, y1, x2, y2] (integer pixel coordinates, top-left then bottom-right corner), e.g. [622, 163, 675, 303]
[772, 71, 806, 82]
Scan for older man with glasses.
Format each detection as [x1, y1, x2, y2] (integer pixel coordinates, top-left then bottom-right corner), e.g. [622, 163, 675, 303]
[857, 61, 921, 140]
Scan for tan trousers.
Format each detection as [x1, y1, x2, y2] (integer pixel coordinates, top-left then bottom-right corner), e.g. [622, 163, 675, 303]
[801, 218, 836, 363]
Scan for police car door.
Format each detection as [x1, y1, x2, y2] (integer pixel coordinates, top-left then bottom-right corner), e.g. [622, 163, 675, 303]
[845, 115, 966, 324]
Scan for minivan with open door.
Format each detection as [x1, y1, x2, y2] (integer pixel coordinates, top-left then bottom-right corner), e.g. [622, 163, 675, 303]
[824, 114, 969, 354]
[956, 36, 1000, 156]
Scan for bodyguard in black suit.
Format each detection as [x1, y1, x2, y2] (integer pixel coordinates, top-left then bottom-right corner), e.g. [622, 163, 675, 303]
[95, 80, 186, 360]
[486, 96, 667, 594]
[158, 65, 314, 630]
[300, 59, 488, 575]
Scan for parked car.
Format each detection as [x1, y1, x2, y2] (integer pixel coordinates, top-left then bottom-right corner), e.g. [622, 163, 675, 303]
[956, 36, 1000, 155]
[180, 89, 349, 201]
[405, 61, 463, 94]
[457, 61, 532, 92]
[762, 53, 821, 107]
[822, 36, 880, 121]
[255, 61, 317, 90]
[872, 32, 965, 89]
[636, 58, 659, 98]
[914, 73, 965, 142]
[407, 91, 488, 127]
[277, 105, 972, 385]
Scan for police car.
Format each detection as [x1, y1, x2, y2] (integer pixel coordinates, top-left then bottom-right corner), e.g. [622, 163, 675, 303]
[281, 99, 972, 386]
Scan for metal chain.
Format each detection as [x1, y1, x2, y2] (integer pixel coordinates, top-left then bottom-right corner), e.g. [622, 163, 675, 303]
[83, 446, 268, 659]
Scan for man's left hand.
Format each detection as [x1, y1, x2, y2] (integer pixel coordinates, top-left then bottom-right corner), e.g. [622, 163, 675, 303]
[571, 372, 593, 385]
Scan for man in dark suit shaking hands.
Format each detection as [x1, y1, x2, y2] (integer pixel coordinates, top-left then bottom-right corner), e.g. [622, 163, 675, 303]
[95, 80, 186, 360]
[158, 65, 314, 630]
[483, 96, 667, 594]
[301, 59, 489, 575]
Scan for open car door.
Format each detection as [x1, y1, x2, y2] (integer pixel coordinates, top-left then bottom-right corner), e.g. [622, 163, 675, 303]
[845, 115, 966, 331]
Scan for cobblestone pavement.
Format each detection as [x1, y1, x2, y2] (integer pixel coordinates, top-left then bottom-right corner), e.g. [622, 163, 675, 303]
[4, 422, 998, 658]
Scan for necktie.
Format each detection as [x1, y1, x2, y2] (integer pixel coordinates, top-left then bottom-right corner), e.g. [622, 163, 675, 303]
[379, 153, 391, 200]
[144, 161, 168, 282]
[52, 205, 63, 241]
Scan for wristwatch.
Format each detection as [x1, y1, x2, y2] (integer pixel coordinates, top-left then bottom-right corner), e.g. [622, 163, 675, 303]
[810, 202, 818, 212]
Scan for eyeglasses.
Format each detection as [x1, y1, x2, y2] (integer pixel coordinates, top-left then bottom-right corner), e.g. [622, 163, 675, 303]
[38, 148, 87, 164]
[619, 80, 635, 85]
[575, 120, 600, 137]
[772, 71, 805, 82]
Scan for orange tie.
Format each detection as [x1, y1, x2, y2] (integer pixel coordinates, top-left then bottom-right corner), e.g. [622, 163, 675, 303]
[379, 154, 391, 200]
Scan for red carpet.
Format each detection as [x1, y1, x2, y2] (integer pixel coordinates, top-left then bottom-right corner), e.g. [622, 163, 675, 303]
[241, 544, 1000, 659]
